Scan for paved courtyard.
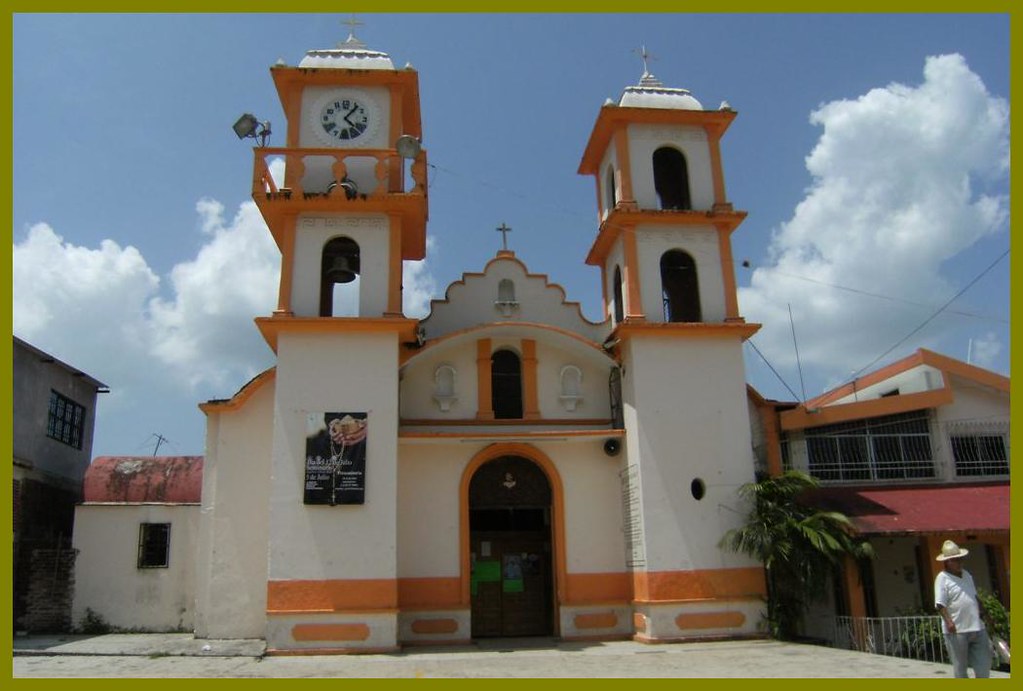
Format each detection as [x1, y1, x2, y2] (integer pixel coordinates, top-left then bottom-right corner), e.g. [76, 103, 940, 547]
[11, 633, 1010, 678]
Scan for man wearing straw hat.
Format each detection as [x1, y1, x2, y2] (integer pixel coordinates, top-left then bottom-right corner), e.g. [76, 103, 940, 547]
[934, 539, 993, 678]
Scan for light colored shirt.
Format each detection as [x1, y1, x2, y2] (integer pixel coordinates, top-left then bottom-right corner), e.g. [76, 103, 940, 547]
[934, 568, 982, 634]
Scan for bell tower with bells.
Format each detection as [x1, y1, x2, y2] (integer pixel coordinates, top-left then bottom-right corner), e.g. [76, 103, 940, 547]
[577, 50, 766, 641]
[238, 25, 428, 653]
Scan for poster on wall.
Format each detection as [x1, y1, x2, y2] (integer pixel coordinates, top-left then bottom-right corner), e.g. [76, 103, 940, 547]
[304, 412, 368, 505]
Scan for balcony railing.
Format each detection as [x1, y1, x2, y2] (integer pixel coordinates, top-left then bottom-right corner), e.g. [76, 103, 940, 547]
[834, 615, 948, 664]
[251, 147, 428, 199]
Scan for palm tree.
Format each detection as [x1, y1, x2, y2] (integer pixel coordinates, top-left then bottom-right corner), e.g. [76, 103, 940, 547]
[720, 470, 873, 640]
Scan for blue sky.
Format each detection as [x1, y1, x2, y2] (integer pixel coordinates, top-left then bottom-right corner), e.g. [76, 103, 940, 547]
[12, 13, 1011, 457]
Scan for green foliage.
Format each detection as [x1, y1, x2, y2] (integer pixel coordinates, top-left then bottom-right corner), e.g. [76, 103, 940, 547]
[978, 589, 1009, 644]
[720, 470, 874, 640]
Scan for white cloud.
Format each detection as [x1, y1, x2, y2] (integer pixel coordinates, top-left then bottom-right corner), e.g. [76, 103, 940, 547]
[403, 236, 438, 318]
[739, 54, 1009, 397]
[968, 332, 1002, 370]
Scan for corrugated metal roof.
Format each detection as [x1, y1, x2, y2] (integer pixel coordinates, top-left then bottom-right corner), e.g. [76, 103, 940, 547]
[83, 456, 203, 504]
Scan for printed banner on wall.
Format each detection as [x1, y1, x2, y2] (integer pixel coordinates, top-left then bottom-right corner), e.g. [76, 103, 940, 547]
[304, 412, 368, 505]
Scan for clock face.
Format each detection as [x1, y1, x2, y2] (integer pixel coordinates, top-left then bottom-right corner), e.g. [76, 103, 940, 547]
[320, 95, 373, 142]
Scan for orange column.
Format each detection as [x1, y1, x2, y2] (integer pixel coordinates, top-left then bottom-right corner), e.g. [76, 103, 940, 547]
[717, 224, 740, 321]
[389, 87, 403, 192]
[522, 339, 540, 420]
[707, 132, 728, 207]
[476, 339, 494, 420]
[622, 225, 644, 320]
[386, 215, 403, 317]
[920, 535, 945, 606]
[275, 220, 296, 316]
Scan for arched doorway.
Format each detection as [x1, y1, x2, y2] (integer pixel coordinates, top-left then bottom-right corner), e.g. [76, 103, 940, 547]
[468, 455, 554, 637]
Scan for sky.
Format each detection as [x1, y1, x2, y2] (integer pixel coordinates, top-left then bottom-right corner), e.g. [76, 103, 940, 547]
[11, 12, 1011, 458]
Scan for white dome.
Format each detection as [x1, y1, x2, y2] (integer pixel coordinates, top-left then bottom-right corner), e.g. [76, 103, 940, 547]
[617, 72, 703, 110]
[298, 36, 395, 70]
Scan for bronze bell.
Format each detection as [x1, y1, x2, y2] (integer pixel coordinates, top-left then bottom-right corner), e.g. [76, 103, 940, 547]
[326, 255, 358, 284]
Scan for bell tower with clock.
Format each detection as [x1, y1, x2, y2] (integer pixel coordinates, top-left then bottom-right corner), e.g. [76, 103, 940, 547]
[243, 30, 429, 653]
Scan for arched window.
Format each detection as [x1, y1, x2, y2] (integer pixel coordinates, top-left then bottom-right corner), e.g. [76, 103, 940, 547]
[661, 250, 701, 323]
[498, 279, 516, 303]
[653, 147, 691, 211]
[320, 236, 360, 317]
[612, 266, 625, 324]
[491, 349, 523, 419]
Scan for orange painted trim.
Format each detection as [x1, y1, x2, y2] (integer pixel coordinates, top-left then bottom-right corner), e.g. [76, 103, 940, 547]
[707, 136, 728, 207]
[564, 572, 633, 605]
[613, 129, 634, 204]
[292, 623, 370, 642]
[422, 253, 606, 328]
[400, 418, 615, 427]
[404, 322, 613, 370]
[615, 321, 761, 341]
[266, 579, 398, 613]
[401, 429, 623, 442]
[716, 225, 740, 320]
[579, 107, 736, 175]
[632, 568, 766, 603]
[255, 315, 418, 354]
[397, 577, 462, 610]
[842, 554, 868, 620]
[410, 618, 459, 635]
[586, 209, 747, 267]
[574, 612, 618, 630]
[675, 611, 746, 630]
[622, 225, 644, 319]
[459, 444, 567, 623]
[780, 387, 955, 431]
[386, 215, 404, 316]
[805, 348, 1009, 411]
[475, 339, 494, 420]
[199, 367, 276, 414]
[521, 339, 541, 420]
[276, 223, 296, 315]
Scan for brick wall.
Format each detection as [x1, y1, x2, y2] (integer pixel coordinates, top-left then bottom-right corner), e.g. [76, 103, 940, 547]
[23, 548, 78, 633]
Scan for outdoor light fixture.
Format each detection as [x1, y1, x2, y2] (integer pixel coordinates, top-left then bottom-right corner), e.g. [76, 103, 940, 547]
[233, 113, 272, 147]
[395, 134, 422, 159]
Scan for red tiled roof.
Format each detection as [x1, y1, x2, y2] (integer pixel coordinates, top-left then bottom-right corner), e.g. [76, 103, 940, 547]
[805, 483, 1009, 536]
[83, 456, 204, 504]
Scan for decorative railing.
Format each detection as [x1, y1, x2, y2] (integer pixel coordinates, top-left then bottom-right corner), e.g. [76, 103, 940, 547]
[834, 615, 948, 664]
[251, 147, 428, 199]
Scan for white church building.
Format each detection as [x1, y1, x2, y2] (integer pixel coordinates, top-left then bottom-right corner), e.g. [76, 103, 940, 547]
[72, 30, 1008, 655]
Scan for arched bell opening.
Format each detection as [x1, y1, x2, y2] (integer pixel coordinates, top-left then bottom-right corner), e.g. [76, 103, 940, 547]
[660, 249, 701, 323]
[653, 146, 692, 211]
[319, 236, 361, 317]
[491, 349, 523, 420]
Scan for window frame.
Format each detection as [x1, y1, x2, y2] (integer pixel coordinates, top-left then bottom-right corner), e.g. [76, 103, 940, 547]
[137, 523, 171, 569]
[46, 390, 86, 450]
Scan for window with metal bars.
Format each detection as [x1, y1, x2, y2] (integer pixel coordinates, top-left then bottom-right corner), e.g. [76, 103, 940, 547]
[46, 390, 85, 449]
[137, 523, 171, 568]
[804, 411, 934, 482]
[950, 434, 1009, 477]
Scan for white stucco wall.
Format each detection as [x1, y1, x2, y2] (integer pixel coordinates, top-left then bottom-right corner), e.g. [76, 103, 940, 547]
[422, 255, 607, 342]
[194, 376, 275, 639]
[267, 330, 400, 581]
[829, 364, 943, 405]
[627, 123, 715, 211]
[290, 214, 392, 318]
[72, 504, 199, 632]
[620, 336, 759, 573]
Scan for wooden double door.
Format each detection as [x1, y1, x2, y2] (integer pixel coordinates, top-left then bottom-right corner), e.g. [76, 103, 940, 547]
[468, 457, 553, 638]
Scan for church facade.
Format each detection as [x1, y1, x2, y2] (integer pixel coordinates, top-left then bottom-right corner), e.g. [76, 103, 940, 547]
[187, 33, 766, 653]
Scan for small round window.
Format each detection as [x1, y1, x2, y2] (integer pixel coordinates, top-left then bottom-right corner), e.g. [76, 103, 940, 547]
[690, 478, 706, 500]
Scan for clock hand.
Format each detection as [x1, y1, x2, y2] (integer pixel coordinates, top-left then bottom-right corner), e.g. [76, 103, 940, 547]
[343, 103, 359, 126]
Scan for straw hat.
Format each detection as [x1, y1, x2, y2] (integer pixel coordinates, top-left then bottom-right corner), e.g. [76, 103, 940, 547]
[935, 540, 969, 562]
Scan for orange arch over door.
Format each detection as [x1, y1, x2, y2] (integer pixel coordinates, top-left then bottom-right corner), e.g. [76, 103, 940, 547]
[458, 443, 567, 630]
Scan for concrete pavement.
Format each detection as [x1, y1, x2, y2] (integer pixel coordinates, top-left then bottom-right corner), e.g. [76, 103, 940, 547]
[12, 633, 1010, 678]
